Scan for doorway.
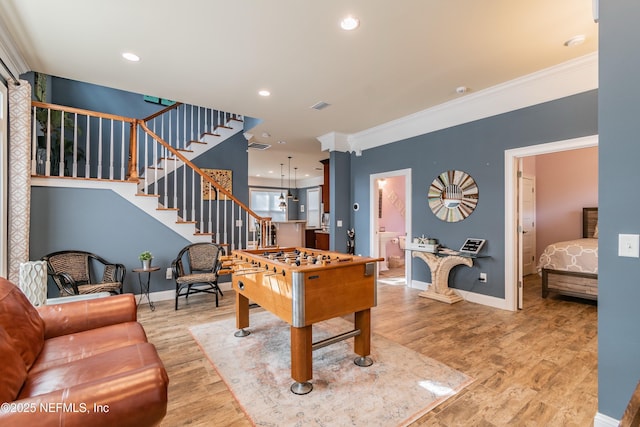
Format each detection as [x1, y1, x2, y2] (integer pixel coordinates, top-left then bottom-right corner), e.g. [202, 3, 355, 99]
[369, 169, 412, 286]
[505, 135, 598, 310]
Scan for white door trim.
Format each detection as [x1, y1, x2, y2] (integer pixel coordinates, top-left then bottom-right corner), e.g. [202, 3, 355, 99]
[0, 80, 7, 278]
[369, 168, 412, 284]
[504, 134, 598, 311]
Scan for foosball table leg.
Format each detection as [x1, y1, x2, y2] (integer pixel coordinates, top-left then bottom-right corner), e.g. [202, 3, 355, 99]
[290, 325, 313, 395]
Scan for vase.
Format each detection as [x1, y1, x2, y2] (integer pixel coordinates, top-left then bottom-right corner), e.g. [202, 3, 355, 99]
[19, 261, 48, 306]
[142, 259, 152, 270]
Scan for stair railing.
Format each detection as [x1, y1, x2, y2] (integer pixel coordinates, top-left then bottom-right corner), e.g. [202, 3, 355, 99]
[137, 119, 272, 250]
[30, 101, 136, 180]
[30, 101, 272, 249]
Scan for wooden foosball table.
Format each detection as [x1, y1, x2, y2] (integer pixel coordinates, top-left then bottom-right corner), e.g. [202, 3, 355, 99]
[228, 247, 381, 394]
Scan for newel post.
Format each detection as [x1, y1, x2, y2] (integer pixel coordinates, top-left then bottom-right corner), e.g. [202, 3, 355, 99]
[128, 119, 139, 181]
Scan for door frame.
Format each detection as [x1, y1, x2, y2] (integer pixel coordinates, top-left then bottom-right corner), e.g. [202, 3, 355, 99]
[0, 80, 7, 278]
[504, 134, 598, 311]
[369, 168, 412, 284]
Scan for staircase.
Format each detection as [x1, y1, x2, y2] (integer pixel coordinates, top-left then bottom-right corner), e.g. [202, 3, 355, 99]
[30, 101, 270, 249]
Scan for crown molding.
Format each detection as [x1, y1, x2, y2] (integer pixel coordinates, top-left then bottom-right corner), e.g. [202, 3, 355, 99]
[0, 16, 30, 83]
[323, 53, 598, 154]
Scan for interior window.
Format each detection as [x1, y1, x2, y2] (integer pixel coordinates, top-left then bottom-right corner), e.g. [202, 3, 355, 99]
[249, 188, 286, 222]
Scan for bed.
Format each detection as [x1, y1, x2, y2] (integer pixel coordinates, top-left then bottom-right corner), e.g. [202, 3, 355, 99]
[538, 207, 598, 301]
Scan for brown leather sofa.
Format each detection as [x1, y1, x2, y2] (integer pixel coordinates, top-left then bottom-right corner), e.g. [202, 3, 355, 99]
[0, 277, 168, 427]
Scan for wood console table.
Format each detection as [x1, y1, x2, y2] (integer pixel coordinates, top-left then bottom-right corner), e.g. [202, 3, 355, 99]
[410, 249, 475, 304]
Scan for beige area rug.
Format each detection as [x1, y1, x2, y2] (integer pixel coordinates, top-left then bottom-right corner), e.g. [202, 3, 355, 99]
[190, 311, 473, 426]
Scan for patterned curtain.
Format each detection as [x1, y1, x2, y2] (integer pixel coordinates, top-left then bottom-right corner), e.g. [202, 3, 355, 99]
[7, 80, 31, 283]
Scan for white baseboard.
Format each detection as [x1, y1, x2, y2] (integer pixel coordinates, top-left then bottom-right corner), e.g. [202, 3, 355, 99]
[594, 412, 619, 427]
[407, 280, 510, 310]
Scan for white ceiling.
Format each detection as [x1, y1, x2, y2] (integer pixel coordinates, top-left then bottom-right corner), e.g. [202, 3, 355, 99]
[0, 0, 598, 185]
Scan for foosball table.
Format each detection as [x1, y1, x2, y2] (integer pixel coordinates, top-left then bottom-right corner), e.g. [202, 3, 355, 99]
[228, 247, 381, 394]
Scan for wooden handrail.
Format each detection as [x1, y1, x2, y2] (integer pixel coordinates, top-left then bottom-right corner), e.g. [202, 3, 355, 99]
[137, 120, 270, 223]
[142, 102, 183, 122]
[32, 101, 136, 123]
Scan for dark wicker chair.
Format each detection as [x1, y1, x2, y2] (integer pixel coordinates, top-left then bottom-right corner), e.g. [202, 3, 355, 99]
[171, 242, 224, 310]
[42, 250, 125, 297]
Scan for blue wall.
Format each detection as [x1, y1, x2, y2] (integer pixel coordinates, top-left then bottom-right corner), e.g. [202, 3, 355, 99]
[598, 0, 640, 418]
[350, 90, 598, 298]
[29, 186, 192, 296]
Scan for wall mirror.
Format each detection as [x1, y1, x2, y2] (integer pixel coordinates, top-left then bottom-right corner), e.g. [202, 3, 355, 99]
[428, 170, 479, 222]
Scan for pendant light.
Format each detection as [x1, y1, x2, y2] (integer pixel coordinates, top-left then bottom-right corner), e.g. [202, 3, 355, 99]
[278, 163, 287, 210]
[286, 156, 293, 199]
[293, 167, 299, 202]
[278, 163, 285, 202]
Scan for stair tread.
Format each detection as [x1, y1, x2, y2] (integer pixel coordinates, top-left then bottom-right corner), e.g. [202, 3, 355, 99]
[136, 193, 160, 198]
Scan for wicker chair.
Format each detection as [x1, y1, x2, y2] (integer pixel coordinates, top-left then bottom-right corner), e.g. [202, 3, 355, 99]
[172, 243, 224, 310]
[42, 250, 125, 297]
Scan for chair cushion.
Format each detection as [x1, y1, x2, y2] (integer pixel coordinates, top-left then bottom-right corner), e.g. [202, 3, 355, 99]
[30, 321, 148, 374]
[0, 325, 28, 403]
[0, 277, 45, 370]
[19, 343, 164, 399]
[77, 282, 122, 294]
[176, 273, 218, 285]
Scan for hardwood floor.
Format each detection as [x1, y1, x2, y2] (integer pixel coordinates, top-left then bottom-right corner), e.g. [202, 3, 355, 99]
[137, 275, 597, 426]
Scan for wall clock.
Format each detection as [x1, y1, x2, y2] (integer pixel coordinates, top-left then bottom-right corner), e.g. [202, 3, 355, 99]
[428, 170, 479, 222]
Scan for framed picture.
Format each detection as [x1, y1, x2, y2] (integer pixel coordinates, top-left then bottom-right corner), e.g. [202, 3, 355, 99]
[202, 169, 232, 200]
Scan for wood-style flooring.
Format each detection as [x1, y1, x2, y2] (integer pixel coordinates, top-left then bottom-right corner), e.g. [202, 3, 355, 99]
[136, 275, 597, 426]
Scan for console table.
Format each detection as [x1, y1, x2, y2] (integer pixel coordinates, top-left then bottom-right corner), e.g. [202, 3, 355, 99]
[409, 247, 477, 304]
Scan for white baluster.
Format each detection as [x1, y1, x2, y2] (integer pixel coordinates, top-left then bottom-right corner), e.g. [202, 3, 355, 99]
[215, 194, 219, 243]
[191, 168, 196, 227]
[109, 119, 114, 180]
[72, 113, 78, 177]
[59, 111, 65, 177]
[97, 118, 103, 179]
[31, 106, 37, 174]
[85, 116, 91, 177]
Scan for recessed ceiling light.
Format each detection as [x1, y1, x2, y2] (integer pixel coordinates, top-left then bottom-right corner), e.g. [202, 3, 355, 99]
[268, 170, 274, 174]
[278, 140, 286, 144]
[340, 16, 360, 31]
[122, 52, 140, 62]
[258, 90, 271, 97]
[455, 86, 468, 95]
[564, 35, 586, 47]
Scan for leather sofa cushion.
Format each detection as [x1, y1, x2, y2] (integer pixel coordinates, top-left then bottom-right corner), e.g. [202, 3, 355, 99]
[30, 321, 148, 374]
[19, 342, 164, 399]
[0, 326, 28, 403]
[0, 277, 44, 370]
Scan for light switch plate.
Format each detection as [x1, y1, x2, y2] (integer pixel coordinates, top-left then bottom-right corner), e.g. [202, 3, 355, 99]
[337, 220, 343, 227]
[618, 234, 640, 258]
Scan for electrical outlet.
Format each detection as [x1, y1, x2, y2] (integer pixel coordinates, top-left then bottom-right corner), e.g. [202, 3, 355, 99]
[166, 268, 173, 280]
[479, 273, 487, 283]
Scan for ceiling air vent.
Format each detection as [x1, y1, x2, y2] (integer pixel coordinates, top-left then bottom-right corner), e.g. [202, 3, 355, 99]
[310, 101, 331, 111]
[248, 142, 271, 150]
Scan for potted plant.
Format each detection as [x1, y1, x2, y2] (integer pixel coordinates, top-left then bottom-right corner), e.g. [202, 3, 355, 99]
[139, 251, 153, 270]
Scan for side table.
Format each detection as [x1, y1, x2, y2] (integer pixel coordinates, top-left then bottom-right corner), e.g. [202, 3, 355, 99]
[132, 266, 160, 311]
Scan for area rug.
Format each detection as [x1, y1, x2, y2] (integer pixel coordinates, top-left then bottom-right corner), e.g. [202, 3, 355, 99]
[189, 311, 473, 426]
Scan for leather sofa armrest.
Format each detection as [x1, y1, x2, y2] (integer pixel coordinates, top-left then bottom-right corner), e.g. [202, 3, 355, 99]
[0, 365, 168, 427]
[37, 294, 137, 339]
